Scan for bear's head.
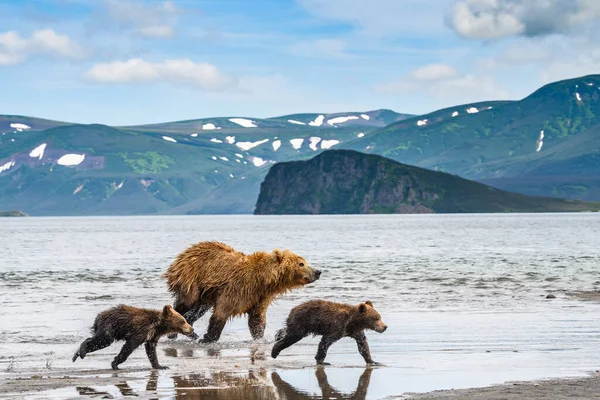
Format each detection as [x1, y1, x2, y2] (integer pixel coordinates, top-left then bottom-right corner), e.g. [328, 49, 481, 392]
[351, 301, 387, 333]
[272, 249, 321, 288]
[161, 305, 195, 336]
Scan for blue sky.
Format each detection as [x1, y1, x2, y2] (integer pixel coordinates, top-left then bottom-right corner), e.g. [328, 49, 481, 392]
[1, 0, 599, 125]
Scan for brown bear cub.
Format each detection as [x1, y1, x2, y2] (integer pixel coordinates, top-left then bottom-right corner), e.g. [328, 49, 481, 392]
[164, 241, 321, 343]
[271, 300, 387, 365]
[72, 304, 196, 370]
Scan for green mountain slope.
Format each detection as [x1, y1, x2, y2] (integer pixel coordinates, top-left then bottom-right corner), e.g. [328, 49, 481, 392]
[342, 75, 600, 200]
[254, 150, 599, 215]
[0, 110, 409, 215]
[0, 115, 71, 133]
[1, 74, 599, 215]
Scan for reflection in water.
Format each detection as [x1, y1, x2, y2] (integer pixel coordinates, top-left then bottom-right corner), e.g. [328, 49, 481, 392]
[272, 367, 373, 400]
[168, 367, 372, 400]
[146, 369, 159, 392]
[250, 345, 266, 364]
[76, 386, 114, 397]
[70, 367, 374, 399]
[171, 369, 274, 400]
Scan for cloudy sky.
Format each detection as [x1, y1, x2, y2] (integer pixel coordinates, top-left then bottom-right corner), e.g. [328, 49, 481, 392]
[1, 0, 599, 125]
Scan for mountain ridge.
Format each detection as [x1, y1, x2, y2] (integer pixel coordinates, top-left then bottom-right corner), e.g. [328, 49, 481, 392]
[1, 74, 599, 215]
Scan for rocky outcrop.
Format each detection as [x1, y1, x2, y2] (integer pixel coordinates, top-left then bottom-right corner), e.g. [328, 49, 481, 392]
[254, 150, 600, 215]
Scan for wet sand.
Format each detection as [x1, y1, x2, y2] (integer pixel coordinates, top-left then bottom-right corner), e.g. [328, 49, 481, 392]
[1, 338, 599, 400]
[2, 360, 600, 399]
[407, 373, 600, 400]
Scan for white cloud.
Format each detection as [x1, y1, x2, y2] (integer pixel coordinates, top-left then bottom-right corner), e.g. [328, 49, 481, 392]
[84, 58, 237, 91]
[447, 0, 600, 40]
[290, 39, 354, 59]
[104, 0, 179, 38]
[0, 29, 83, 66]
[411, 64, 459, 81]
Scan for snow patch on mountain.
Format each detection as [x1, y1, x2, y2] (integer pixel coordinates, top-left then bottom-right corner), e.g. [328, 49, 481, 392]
[308, 115, 325, 127]
[236, 139, 269, 150]
[29, 143, 47, 160]
[309, 137, 321, 151]
[321, 139, 340, 149]
[229, 118, 257, 128]
[290, 138, 304, 149]
[327, 116, 359, 126]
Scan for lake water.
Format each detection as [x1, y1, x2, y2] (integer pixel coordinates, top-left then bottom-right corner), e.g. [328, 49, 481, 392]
[1, 214, 600, 399]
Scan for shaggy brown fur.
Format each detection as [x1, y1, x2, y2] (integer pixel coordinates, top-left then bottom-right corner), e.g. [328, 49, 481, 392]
[163, 241, 321, 343]
[72, 304, 195, 370]
[271, 300, 387, 365]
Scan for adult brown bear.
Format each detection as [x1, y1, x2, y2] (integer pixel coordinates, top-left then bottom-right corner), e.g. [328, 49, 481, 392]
[164, 241, 321, 343]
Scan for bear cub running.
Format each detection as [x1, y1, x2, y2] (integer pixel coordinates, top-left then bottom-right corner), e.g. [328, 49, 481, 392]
[72, 304, 196, 370]
[271, 299, 387, 365]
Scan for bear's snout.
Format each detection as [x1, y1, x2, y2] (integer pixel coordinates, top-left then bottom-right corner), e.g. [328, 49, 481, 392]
[181, 323, 194, 335]
[315, 270, 322, 279]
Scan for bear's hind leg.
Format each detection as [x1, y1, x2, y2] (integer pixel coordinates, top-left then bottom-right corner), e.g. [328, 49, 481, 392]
[271, 332, 304, 359]
[274, 328, 286, 342]
[315, 334, 342, 365]
[73, 333, 113, 362]
[184, 302, 211, 326]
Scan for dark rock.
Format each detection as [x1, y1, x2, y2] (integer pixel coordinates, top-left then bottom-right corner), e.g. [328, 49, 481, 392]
[254, 150, 600, 215]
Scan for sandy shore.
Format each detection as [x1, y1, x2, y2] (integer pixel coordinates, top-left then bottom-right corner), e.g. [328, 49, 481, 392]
[406, 373, 600, 400]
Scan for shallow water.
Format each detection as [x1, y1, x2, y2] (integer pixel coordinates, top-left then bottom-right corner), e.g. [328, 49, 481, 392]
[1, 214, 600, 399]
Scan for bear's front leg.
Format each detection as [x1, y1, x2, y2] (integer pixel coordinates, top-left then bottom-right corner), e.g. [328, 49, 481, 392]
[353, 332, 380, 365]
[144, 341, 168, 369]
[315, 335, 341, 365]
[247, 301, 269, 340]
[111, 339, 142, 370]
[200, 313, 227, 343]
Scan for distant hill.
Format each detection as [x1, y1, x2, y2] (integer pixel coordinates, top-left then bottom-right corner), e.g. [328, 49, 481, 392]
[254, 150, 599, 215]
[1, 74, 599, 216]
[0, 210, 28, 217]
[342, 75, 600, 201]
[0, 110, 410, 215]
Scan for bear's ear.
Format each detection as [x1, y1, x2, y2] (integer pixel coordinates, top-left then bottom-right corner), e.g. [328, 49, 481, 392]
[272, 249, 284, 264]
[365, 300, 373, 308]
[162, 305, 173, 317]
[358, 303, 367, 313]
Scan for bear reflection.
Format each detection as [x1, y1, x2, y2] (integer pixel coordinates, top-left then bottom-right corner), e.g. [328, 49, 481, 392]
[168, 367, 372, 400]
[272, 367, 373, 400]
[170, 369, 274, 400]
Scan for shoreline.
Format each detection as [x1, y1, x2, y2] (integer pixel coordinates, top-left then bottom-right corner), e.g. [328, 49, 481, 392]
[406, 371, 600, 399]
[2, 362, 600, 399]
